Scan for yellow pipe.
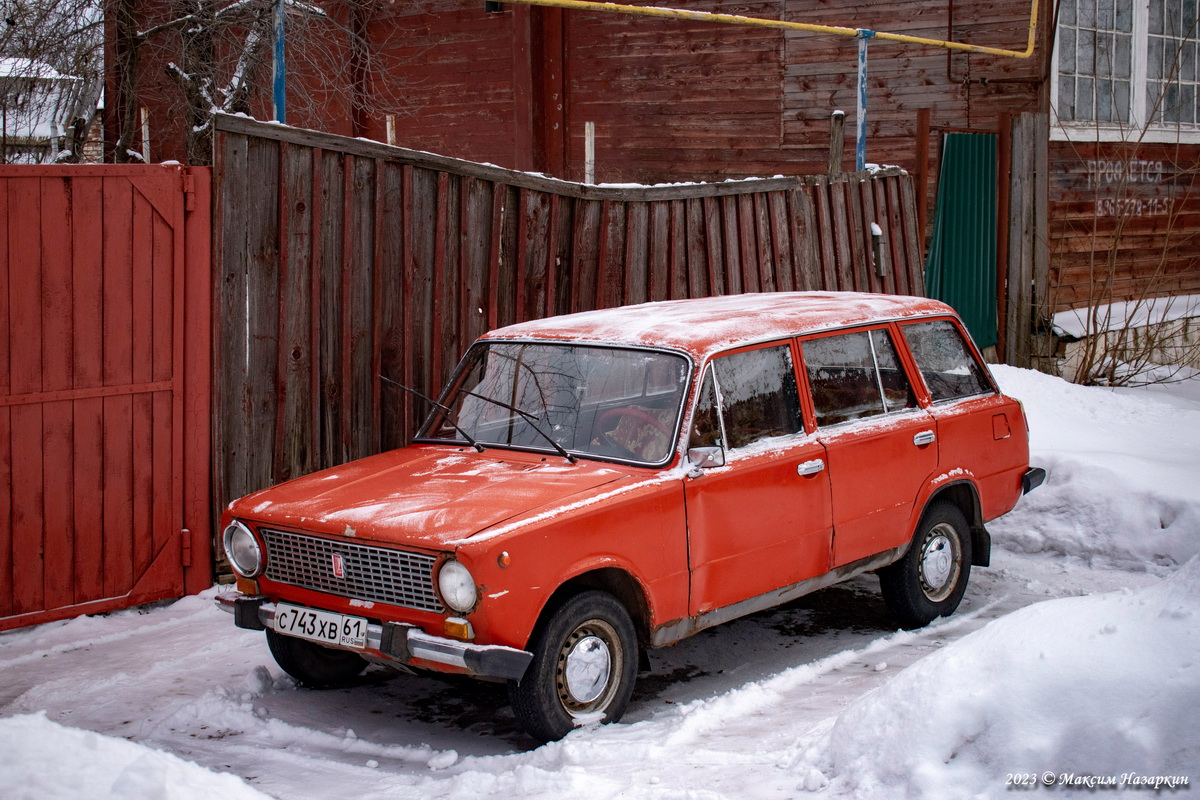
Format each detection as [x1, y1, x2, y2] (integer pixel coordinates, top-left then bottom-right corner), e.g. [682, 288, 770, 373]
[500, 0, 1040, 59]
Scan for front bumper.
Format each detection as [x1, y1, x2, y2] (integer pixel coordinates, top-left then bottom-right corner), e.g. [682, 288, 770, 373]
[215, 592, 532, 682]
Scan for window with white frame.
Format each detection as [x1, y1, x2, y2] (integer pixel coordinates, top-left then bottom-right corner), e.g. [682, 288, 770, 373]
[1054, 0, 1200, 140]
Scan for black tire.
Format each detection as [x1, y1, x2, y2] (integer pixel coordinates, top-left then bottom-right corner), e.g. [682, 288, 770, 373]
[508, 590, 639, 743]
[879, 501, 973, 630]
[266, 629, 369, 688]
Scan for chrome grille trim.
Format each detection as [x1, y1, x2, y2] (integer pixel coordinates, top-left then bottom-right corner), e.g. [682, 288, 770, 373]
[261, 529, 443, 613]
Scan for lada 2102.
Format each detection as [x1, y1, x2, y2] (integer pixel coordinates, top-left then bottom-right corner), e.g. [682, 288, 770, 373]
[218, 292, 1044, 742]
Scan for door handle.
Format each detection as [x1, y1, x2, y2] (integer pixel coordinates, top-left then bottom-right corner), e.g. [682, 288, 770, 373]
[913, 430, 936, 446]
[797, 459, 825, 476]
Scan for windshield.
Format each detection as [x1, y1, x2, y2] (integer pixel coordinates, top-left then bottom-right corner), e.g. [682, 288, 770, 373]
[419, 341, 691, 464]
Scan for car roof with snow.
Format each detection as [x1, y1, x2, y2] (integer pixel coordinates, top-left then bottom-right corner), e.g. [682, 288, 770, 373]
[483, 291, 957, 359]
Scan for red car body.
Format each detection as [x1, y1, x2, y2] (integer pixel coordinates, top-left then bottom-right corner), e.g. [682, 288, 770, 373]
[219, 292, 1042, 741]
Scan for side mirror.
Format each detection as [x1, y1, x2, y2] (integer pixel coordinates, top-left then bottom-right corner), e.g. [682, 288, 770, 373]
[687, 446, 725, 470]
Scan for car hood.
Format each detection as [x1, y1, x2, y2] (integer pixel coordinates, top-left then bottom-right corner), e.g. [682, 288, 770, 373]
[230, 447, 628, 549]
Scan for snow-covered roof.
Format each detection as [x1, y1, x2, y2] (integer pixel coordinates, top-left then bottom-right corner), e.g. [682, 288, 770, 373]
[0, 57, 71, 82]
[485, 291, 956, 358]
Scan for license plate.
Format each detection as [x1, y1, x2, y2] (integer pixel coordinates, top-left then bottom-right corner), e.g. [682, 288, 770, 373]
[273, 603, 368, 650]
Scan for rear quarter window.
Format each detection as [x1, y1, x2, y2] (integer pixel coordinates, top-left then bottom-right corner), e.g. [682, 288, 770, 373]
[901, 319, 994, 402]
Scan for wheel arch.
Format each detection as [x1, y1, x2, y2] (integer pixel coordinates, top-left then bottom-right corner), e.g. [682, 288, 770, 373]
[532, 567, 652, 653]
[922, 480, 990, 567]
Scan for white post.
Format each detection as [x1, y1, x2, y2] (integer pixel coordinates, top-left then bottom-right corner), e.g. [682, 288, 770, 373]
[584, 121, 596, 184]
[140, 106, 150, 163]
[386, 115, 396, 146]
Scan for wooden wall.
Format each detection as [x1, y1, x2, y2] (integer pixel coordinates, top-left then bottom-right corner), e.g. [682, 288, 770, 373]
[212, 114, 923, 510]
[1047, 140, 1200, 315]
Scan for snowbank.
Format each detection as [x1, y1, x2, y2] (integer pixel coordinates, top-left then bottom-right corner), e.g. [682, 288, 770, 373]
[0, 712, 274, 800]
[991, 365, 1200, 570]
[802, 555, 1200, 798]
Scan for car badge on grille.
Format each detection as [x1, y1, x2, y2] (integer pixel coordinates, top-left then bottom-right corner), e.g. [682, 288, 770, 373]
[331, 553, 346, 579]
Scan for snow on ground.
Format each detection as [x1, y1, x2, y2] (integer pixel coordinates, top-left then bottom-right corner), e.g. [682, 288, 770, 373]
[2, 366, 1198, 799]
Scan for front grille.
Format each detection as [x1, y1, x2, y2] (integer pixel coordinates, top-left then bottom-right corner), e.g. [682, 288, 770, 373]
[261, 529, 443, 613]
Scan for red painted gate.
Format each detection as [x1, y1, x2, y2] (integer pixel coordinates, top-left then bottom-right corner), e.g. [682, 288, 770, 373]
[0, 165, 212, 631]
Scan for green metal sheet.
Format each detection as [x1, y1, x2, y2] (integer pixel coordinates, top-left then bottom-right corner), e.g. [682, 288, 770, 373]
[924, 133, 998, 349]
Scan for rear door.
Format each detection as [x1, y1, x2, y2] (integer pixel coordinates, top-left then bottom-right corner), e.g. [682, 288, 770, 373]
[799, 325, 938, 568]
[684, 342, 833, 615]
[898, 317, 1028, 521]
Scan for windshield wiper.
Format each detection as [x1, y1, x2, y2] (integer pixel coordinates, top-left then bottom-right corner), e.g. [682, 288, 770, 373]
[380, 375, 485, 452]
[458, 388, 577, 464]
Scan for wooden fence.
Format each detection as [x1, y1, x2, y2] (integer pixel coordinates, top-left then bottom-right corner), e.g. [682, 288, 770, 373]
[213, 114, 924, 512]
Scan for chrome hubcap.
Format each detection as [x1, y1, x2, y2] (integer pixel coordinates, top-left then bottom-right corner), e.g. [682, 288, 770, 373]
[919, 524, 960, 602]
[564, 635, 612, 704]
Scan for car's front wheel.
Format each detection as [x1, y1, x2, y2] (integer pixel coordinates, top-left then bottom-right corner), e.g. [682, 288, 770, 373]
[266, 629, 368, 688]
[879, 501, 972, 629]
[508, 590, 639, 743]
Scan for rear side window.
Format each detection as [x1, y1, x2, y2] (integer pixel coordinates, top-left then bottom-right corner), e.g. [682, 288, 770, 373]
[689, 344, 803, 450]
[803, 329, 916, 427]
[901, 320, 993, 402]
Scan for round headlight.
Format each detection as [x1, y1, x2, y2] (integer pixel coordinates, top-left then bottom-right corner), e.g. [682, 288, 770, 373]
[223, 520, 263, 577]
[437, 559, 477, 612]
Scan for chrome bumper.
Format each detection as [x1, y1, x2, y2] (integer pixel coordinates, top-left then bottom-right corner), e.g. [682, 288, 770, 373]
[215, 592, 532, 682]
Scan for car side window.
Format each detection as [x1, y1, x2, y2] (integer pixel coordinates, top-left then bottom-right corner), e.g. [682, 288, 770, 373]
[689, 344, 803, 451]
[901, 319, 993, 402]
[803, 329, 916, 427]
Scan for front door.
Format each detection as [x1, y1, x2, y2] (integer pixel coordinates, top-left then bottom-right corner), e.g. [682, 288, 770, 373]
[684, 342, 834, 615]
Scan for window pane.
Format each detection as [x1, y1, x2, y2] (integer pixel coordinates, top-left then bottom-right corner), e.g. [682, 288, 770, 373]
[688, 371, 722, 449]
[1182, 83, 1197, 122]
[1080, 28, 1096, 69]
[1116, 0, 1133, 31]
[1098, 78, 1115, 119]
[711, 345, 803, 449]
[1116, 79, 1132, 121]
[902, 320, 994, 402]
[1060, 75, 1077, 117]
[1115, 34, 1132, 77]
[1080, 0, 1096, 26]
[802, 330, 911, 426]
[1061, 27, 1078, 72]
[1079, 77, 1096, 118]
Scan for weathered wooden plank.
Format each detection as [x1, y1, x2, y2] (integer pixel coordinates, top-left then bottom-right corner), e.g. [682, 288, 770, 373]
[685, 197, 708, 298]
[319, 150, 347, 465]
[830, 181, 855, 291]
[274, 141, 316, 483]
[8, 177, 44, 615]
[101, 176, 134, 600]
[130, 189, 155, 580]
[702, 196, 725, 297]
[38, 179, 74, 611]
[668, 199, 688, 300]
[624, 202, 649, 305]
[348, 155, 378, 460]
[68, 177, 105, 605]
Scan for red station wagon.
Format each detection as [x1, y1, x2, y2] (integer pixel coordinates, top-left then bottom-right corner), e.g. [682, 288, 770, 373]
[218, 292, 1044, 742]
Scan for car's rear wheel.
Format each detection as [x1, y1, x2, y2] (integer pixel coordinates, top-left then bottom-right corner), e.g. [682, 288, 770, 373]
[508, 590, 639, 743]
[266, 629, 368, 688]
[879, 501, 972, 630]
